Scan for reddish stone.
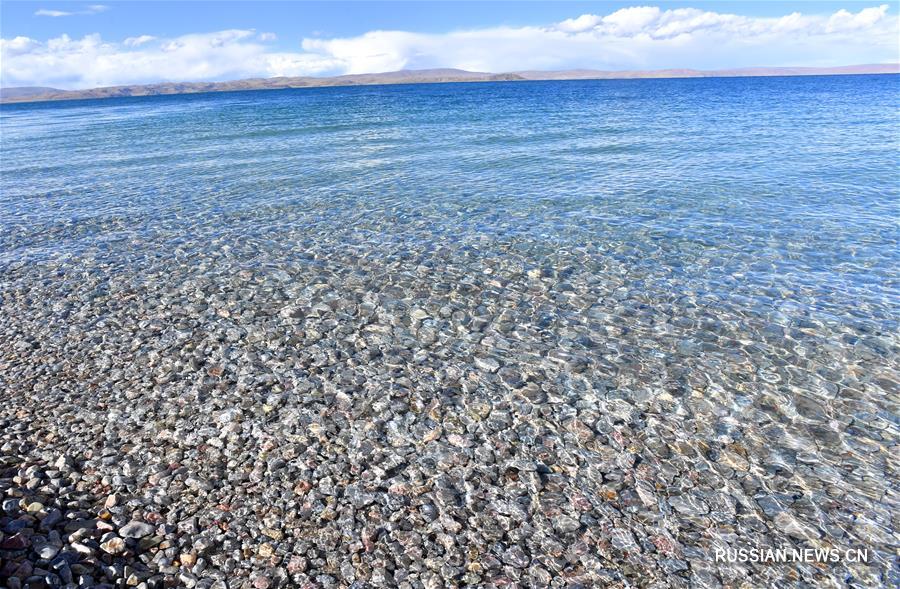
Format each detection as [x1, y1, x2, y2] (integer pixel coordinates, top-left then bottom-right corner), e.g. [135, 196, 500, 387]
[0, 532, 30, 549]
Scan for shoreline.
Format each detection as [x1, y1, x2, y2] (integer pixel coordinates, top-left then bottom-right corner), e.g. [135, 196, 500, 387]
[2, 64, 898, 105]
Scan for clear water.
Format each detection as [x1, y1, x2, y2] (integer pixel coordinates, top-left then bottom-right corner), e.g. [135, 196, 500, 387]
[2, 77, 898, 317]
[1, 75, 898, 587]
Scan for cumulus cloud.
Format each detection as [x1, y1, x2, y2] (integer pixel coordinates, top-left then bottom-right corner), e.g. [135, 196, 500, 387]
[0, 36, 40, 56]
[35, 4, 108, 17]
[3, 5, 897, 89]
[556, 14, 603, 34]
[548, 4, 894, 39]
[0, 29, 341, 88]
[300, 4, 898, 74]
[826, 4, 890, 32]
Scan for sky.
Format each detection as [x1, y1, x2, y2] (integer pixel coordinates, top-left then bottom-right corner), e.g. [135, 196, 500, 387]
[1, 1, 898, 89]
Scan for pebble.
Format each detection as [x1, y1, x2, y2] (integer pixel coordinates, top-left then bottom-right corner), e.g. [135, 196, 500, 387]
[100, 537, 127, 554]
[474, 356, 500, 372]
[119, 521, 156, 539]
[35, 544, 60, 560]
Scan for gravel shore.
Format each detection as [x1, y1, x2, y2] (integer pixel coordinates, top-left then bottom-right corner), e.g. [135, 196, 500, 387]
[1, 233, 897, 588]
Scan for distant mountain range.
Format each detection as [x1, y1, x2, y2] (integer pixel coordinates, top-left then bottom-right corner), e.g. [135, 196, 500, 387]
[2, 64, 897, 104]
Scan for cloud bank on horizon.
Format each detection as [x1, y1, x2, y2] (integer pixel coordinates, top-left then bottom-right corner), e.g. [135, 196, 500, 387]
[1, 4, 897, 89]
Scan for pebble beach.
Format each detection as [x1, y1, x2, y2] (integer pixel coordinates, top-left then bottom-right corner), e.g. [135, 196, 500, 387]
[1, 76, 898, 588]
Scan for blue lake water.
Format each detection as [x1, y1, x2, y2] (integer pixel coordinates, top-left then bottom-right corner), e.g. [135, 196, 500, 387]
[2, 76, 898, 326]
[1, 75, 898, 587]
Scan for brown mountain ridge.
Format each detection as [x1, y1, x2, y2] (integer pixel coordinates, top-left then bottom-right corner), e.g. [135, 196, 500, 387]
[2, 64, 897, 104]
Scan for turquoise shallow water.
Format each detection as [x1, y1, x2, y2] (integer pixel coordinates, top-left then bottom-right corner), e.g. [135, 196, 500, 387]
[1, 76, 898, 326]
[1, 75, 899, 587]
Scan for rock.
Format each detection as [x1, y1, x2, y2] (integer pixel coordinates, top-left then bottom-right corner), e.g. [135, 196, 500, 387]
[410, 308, 429, 321]
[1, 533, 30, 550]
[71, 541, 95, 555]
[100, 537, 127, 554]
[552, 515, 581, 534]
[502, 545, 530, 568]
[119, 521, 156, 539]
[40, 508, 62, 529]
[36, 544, 61, 560]
[668, 495, 709, 516]
[774, 512, 821, 541]
[447, 434, 472, 448]
[474, 356, 500, 372]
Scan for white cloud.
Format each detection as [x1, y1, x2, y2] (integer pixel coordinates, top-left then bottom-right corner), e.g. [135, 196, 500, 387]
[0, 29, 341, 88]
[35, 4, 108, 17]
[556, 14, 602, 34]
[827, 4, 890, 32]
[0, 36, 40, 56]
[299, 4, 898, 74]
[3, 5, 898, 89]
[123, 35, 156, 47]
[35, 9, 73, 17]
[597, 6, 662, 36]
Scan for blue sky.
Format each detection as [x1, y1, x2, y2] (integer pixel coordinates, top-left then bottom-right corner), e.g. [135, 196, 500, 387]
[1, 1, 897, 88]
[2, 2, 892, 44]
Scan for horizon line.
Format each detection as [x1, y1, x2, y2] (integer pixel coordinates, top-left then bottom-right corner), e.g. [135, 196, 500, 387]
[2, 63, 898, 104]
